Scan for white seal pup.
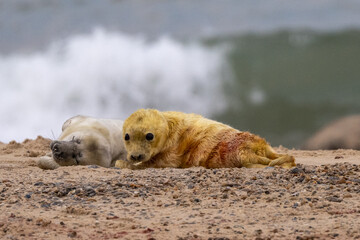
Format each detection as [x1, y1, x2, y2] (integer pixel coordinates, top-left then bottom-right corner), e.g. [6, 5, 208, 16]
[38, 115, 126, 170]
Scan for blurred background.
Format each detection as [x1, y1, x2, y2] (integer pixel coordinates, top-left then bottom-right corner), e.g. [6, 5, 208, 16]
[0, 0, 360, 147]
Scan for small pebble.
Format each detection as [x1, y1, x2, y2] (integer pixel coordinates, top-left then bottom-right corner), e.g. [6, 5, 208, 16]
[68, 231, 77, 238]
[326, 196, 343, 202]
[88, 165, 99, 169]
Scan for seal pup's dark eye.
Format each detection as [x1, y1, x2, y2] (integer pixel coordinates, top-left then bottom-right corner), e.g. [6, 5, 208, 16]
[125, 133, 130, 141]
[146, 133, 154, 141]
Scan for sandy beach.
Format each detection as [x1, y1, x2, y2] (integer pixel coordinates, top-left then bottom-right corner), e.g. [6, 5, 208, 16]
[0, 136, 360, 239]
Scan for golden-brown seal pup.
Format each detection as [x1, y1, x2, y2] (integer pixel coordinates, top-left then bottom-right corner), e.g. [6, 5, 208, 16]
[115, 109, 295, 169]
[38, 115, 127, 170]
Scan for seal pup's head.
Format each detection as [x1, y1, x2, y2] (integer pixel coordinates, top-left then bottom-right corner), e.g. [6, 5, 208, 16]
[123, 109, 169, 165]
[51, 133, 109, 166]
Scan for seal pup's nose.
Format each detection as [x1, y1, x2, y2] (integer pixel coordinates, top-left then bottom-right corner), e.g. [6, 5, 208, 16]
[50, 141, 62, 157]
[130, 154, 144, 161]
[50, 140, 77, 159]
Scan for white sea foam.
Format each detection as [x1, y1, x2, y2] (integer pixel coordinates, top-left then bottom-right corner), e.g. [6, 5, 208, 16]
[0, 29, 227, 143]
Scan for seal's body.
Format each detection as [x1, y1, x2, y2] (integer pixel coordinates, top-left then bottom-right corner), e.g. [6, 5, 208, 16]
[38, 115, 126, 169]
[116, 109, 295, 169]
[303, 115, 360, 150]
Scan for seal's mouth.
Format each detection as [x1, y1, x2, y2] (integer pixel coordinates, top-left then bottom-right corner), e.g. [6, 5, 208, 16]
[127, 153, 150, 165]
[133, 161, 143, 166]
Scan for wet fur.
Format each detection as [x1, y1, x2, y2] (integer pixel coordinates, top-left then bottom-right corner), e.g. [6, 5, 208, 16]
[116, 109, 295, 169]
[38, 115, 126, 170]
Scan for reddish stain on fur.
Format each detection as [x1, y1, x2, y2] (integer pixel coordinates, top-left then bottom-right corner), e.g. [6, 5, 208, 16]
[205, 131, 262, 168]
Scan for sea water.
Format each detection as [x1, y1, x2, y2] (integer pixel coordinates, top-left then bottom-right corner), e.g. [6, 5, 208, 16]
[0, 30, 226, 142]
[1, 0, 360, 147]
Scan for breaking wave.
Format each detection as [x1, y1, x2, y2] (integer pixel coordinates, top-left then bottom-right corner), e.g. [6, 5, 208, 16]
[0, 29, 227, 142]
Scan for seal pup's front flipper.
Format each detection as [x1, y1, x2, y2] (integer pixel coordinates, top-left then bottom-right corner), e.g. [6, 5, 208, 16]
[37, 155, 60, 170]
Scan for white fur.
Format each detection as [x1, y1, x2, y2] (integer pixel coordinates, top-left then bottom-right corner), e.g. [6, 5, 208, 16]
[37, 115, 126, 170]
